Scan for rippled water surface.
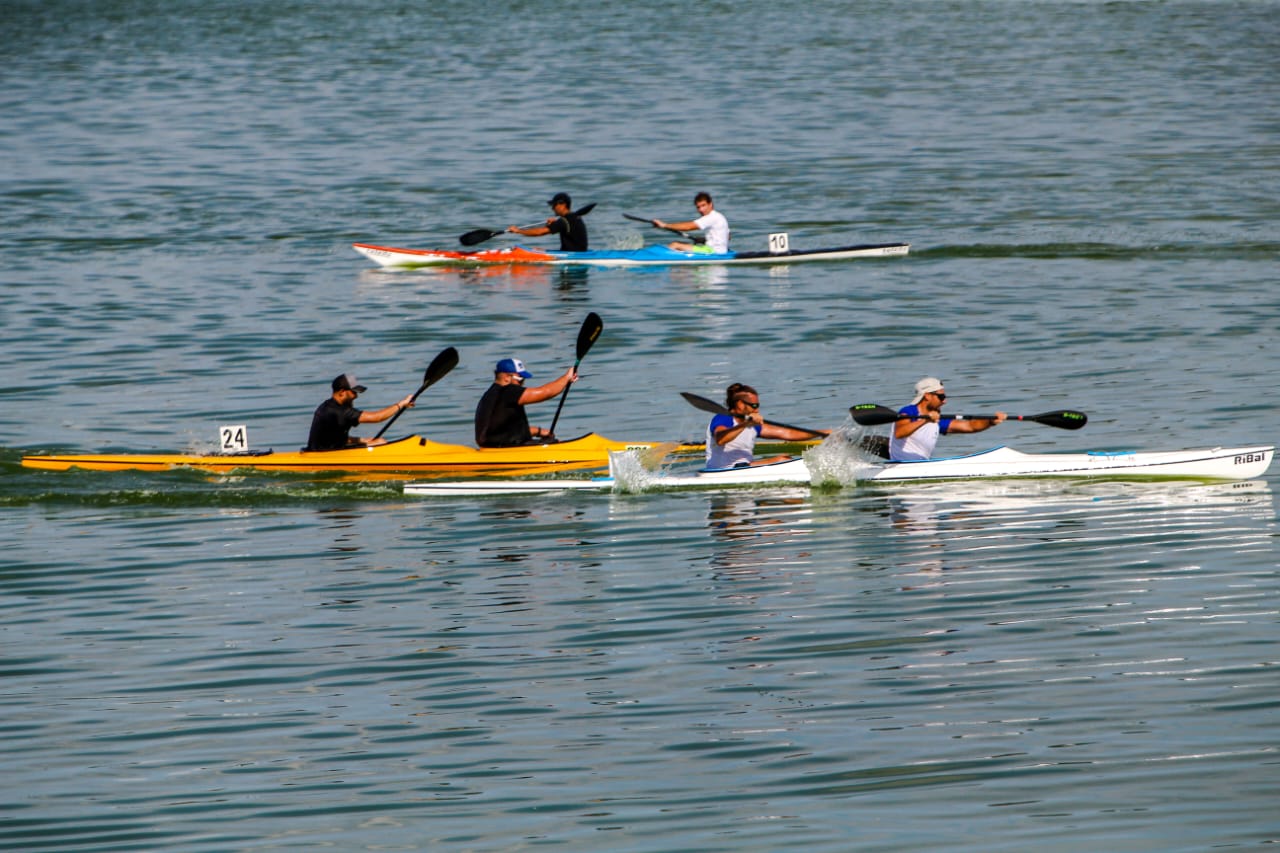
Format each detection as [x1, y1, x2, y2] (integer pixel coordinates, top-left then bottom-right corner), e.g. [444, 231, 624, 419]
[2, 1, 1277, 850]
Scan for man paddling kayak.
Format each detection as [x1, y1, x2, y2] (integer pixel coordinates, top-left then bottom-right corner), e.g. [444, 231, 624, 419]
[706, 383, 827, 468]
[506, 192, 589, 251]
[306, 373, 415, 451]
[653, 191, 730, 254]
[475, 357, 579, 447]
[889, 377, 1006, 461]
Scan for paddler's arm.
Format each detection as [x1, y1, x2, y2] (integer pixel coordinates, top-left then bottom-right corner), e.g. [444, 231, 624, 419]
[760, 422, 828, 441]
[894, 410, 938, 439]
[349, 396, 415, 447]
[508, 223, 552, 237]
[652, 218, 697, 232]
[357, 396, 415, 425]
[946, 412, 1007, 433]
[714, 412, 759, 446]
[517, 367, 578, 405]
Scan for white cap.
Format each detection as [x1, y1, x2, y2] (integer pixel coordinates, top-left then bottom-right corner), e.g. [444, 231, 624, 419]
[910, 376, 944, 404]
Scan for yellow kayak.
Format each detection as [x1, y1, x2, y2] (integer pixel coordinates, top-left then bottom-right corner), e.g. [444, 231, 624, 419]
[20, 433, 690, 477]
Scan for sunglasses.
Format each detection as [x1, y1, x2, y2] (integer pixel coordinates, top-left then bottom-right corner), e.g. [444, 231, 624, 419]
[932, 391, 946, 400]
[740, 401, 760, 409]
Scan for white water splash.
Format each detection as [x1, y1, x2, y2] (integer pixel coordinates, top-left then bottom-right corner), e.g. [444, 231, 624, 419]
[801, 421, 886, 486]
[607, 450, 660, 493]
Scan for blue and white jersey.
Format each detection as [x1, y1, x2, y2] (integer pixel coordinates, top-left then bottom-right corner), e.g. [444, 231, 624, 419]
[888, 404, 952, 461]
[705, 413, 760, 468]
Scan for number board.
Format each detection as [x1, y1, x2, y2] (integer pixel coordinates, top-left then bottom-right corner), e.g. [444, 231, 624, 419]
[220, 425, 249, 453]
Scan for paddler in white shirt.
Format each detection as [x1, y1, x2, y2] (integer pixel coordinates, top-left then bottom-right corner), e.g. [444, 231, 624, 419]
[889, 377, 1006, 461]
[706, 383, 825, 468]
[654, 191, 731, 254]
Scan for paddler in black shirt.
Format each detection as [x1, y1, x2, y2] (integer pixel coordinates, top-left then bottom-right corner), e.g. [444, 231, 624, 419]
[306, 373, 415, 451]
[506, 192, 588, 251]
[475, 357, 578, 447]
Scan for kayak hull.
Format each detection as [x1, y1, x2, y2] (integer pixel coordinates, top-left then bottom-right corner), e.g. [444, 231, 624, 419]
[406, 456, 812, 496]
[402, 445, 1274, 495]
[19, 433, 683, 476]
[353, 241, 910, 268]
[865, 445, 1274, 482]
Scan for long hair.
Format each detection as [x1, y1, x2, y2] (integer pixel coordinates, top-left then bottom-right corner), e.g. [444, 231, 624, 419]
[725, 382, 757, 408]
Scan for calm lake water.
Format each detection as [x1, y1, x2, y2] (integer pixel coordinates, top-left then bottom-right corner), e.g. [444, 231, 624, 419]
[2, 1, 1277, 850]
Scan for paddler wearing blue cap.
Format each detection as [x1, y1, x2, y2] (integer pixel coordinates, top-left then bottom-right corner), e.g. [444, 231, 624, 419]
[475, 357, 579, 447]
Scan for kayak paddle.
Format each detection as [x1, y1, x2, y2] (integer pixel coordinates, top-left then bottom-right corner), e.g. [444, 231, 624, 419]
[547, 312, 603, 438]
[460, 203, 597, 247]
[623, 212, 705, 243]
[373, 346, 460, 440]
[849, 403, 1088, 430]
[679, 391, 827, 438]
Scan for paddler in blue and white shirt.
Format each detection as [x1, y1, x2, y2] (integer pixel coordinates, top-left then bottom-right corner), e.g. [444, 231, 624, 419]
[655, 191, 731, 254]
[706, 383, 825, 468]
[889, 377, 1005, 461]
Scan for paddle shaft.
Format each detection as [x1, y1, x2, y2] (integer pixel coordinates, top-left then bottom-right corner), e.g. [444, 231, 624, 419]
[680, 392, 827, 438]
[623, 212, 705, 243]
[547, 313, 603, 437]
[373, 347, 460, 440]
[462, 203, 596, 246]
[849, 404, 1087, 431]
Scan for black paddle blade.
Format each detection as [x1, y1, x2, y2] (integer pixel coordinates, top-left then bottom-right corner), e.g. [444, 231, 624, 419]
[685, 392, 827, 437]
[1025, 410, 1088, 430]
[423, 346, 460, 388]
[459, 228, 500, 247]
[849, 404, 901, 426]
[373, 350, 459, 441]
[576, 312, 604, 360]
[681, 391, 730, 416]
[574, 203, 597, 217]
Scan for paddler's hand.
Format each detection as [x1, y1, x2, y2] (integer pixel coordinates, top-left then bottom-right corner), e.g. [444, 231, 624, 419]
[506, 225, 520, 234]
[652, 219, 667, 229]
[563, 367, 579, 384]
[398, 396, 415, 411]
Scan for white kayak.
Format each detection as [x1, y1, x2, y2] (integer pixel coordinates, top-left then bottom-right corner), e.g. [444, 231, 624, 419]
[404, 456, 811, 496]
[403, 445, 1274, 496]
[863, 445, 1274, 482]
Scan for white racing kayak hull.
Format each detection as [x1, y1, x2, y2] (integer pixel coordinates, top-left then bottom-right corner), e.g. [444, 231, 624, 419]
[403, 445, 1274, 496]
[405, 457, 811, 496]
[864, 445, 1274, 482]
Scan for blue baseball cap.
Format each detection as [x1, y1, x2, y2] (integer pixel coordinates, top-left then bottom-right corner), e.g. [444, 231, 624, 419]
[495, 357, 533, 378]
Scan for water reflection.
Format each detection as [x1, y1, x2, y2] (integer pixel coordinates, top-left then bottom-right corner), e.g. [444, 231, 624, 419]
[705, 488, 814, 582]
[867, 479, 1275, 577]
[356, 262, 591, 293]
